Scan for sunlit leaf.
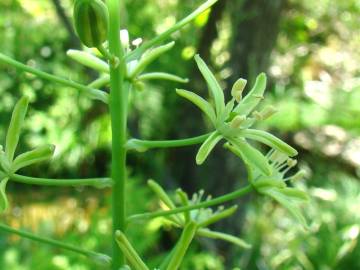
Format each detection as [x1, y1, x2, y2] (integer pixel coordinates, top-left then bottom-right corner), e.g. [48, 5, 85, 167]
[227, 138, 271, 176]
[11, 144, 55, 172]
[176, 89, 217, 124]
[194, 54, 225, 116]
[5, 97, 29, 162]
[196, 131, 223, 165]
[233, 73, 266, 115]
[128, 42, 175, 78]
[262, 188, 308, 228]
[240, 129, 298, 157]
[197, 228, 251, 249]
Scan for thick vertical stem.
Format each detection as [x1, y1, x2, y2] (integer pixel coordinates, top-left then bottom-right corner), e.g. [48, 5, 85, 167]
[107, 0, 127, 268]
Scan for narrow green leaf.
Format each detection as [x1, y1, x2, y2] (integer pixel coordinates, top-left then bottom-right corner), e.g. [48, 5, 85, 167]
[278, 187, 309, 202]
[233, 73, 267, 115]
[0, 146, 11, 172]
[115, 231, 150, 270]
[253, 179, 286, 190]
[196, 131, 223, 165]
[67, 49, 109, 73]
[194, 54, 225, 116]
[129, 42, 175, 78]
[0, 177, 9, 213]
[11, 144, 55, 172]
[148, 180, 176, 209]
[176, 89, 216, 125]
[219, 99, 235, 123]
[176, 189, 190, 223]
[138, 72, 188, 83]
[148, 180, 183, 225]
[198, 205, 238, 227]
[197, 228, 251, 249]
[227, 138, 271, 176]
[262, 188, 308, 228]
[241, 129, 298, 157]
[126, 0, 218, 61]
[166, 222, 197, 270]
[5, 97, 29, 162]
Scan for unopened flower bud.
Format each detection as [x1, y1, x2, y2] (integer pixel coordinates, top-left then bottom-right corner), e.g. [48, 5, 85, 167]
[231, 78, 247, 102]
[132, 38, 143, 47]
[73, 0, 109, 48]
[230, 115, 246, 128]
[253, 106, 277, 120]
[120, 29, 130, 49]
[134, 81, 145, 92]
[287, 158, 297, 168]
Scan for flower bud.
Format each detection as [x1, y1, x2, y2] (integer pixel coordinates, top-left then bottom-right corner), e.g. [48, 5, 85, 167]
[231, 78, 247, 102]
[286, 158, 297, 168]
[230, 115, 246, 129]
[119, 29, 130, 49]
[253, 106, 277, 120]
[73, 0, 109, 48]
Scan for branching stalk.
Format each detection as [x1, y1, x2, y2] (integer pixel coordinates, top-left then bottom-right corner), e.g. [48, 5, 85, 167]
[126, 132, 211, 151]
[0, 53, 108, 103]
[107, 0, 128, 268]
[127, 185, 253, 222]
[0, 223, 110, 263]
[9, 174, 112, 188]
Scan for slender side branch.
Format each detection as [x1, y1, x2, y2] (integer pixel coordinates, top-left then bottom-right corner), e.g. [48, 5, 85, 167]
[126, 0, 218, 61]
[0, 53, 108, 103]
[127, 185, 253, 222]
[126, 132, 212, 152]
[9, 174, 112, 188]
[0, 223, 111, 265]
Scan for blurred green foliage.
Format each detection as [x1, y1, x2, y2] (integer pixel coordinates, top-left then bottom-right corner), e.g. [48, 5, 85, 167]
[0, 0, 359, 269]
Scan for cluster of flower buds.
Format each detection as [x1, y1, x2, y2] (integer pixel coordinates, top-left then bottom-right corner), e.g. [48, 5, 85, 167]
[245, 149, 308, 227]
[147, 179, 251, 249]
[0, 97, 55, 213]
[176, 55, 297, 174]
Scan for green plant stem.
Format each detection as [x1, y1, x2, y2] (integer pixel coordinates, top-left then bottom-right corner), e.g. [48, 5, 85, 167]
[127, 185, 253, 222]
[9, 174, 112, 188]
[97, 44, 119, 68]
[107, 0, 128, 268]
[0, 53, 108, 103]
[0, 223, 105, 259]
[88, 75, 110, 89]
[197, 228, 251, 249]
[126, 132, 211, 151]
